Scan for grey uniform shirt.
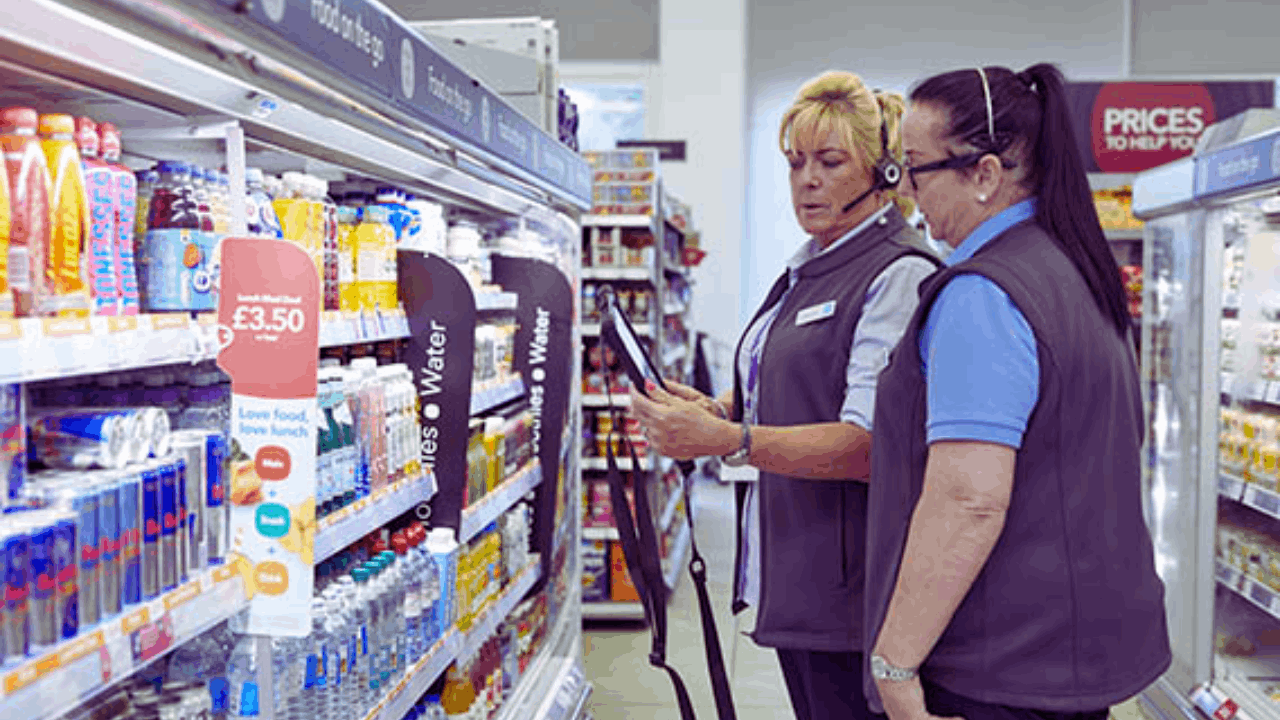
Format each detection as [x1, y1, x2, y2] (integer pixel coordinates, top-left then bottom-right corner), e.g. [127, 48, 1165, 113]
[738, 204, 936, 609]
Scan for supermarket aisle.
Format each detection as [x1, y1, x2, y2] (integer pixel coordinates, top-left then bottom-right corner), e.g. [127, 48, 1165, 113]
[582, 475, 1152, 720]
[583, 475, 792, 720]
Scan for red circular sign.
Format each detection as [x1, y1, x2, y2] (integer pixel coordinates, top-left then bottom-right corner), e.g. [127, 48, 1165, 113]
[1091, 83, 1216, 173]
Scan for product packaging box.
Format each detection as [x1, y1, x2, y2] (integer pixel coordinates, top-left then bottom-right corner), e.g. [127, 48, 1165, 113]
[610, 541, 641, 602]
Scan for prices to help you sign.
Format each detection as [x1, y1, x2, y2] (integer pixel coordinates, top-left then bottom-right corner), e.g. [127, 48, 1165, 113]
[1065, 81, 1274, 173]
[216, 237, 320, 637]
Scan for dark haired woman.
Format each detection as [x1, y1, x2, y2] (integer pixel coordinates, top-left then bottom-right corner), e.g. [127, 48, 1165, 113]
[861, 64, 1171, 720]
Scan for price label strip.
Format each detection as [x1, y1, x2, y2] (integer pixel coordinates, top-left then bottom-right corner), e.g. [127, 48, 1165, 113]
[1246, 485, 1280, 518]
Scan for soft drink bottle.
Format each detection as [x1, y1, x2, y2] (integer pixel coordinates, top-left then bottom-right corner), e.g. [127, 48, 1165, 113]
[98, 123, 140, 315]
[226, 635, 261, 720]
[37, 113, 90, 317]
[74, 116, 119, 316]
[1, 107, 53, 317]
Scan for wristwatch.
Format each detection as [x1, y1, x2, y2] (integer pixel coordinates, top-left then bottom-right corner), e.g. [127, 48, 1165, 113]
[722, 422, 752, 467]
[870, 654, 918, 682]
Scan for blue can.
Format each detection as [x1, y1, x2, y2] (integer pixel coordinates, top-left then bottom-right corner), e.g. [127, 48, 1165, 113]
[96, 477, 121, 616]
[173, 458, 189, 584]
[159, 462, 179, 591]
[0, 384, 23, 504]
[28, 411, 129, 470]
[51, 511, 79, 641]
[28, 509, 77, 647]
[118, 470, 142, 606]
[2, 523, 30, 663]
[207, 433, 227, 565]
[46, 483, 99, 629]
[141, 466, 161, 600]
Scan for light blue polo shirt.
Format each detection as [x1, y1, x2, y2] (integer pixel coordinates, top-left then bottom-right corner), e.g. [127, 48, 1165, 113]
[919, 199, 1040, 449]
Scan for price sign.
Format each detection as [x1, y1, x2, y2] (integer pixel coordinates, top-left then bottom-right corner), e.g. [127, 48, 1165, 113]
[1268, 382, 1280, 405]
[1250, 580, 1274, 609]
[1247, 485, 1280, 517]
[216, 237, 319, 637]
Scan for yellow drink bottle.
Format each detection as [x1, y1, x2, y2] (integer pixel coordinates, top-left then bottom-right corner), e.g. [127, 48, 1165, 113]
[37, 113, 90, 317]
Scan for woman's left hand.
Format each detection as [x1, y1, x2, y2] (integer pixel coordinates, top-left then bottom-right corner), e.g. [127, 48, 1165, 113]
[629, 381, 737, 460]
[874, 677, 963, 720]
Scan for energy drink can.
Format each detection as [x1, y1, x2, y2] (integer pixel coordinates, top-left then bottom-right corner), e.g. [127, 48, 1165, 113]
[28, 509, 78, 647]
[144, 408, 172, 459]
[28, 410, 129, 469]
[0, 384, 24, 505]
[46, 481, 100, 629]
[96, 476, 121, 616]
[1, 522, 30, 662]
[206, 433, 227, 565]
[169, 437, 204, 574]
[173, 458, 189, 584]
[141, 465, 161, 600]
[118, 469, 142, 606]
[159, 462, 179, 591]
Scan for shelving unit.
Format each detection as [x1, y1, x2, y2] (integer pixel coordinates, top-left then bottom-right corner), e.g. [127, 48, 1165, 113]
[578, 166, 701, 622]
[0, 0, 588, 717]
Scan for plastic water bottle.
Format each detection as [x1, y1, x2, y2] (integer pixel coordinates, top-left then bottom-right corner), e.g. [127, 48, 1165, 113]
[337, 576, 362, 718]
[426, 528, 458, 638]
[167, 622, 235, 716]
[303, 597, 330, 720]
[351, 568, 377, 710]
[324, 593, 350, 720]
[382, 550, 407, 678]
[394, 533, 422, 662]
[175, 371, 223, 430]
[422, 694, 445, 720]
[226, 636, 261, 720]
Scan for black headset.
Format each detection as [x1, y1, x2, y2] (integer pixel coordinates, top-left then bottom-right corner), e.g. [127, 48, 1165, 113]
[842, 98, 902, 214]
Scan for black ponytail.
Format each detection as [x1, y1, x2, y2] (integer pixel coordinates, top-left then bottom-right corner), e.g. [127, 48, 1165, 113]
[910, 63, 1129, 336]
[1021, 63, 1128, 335]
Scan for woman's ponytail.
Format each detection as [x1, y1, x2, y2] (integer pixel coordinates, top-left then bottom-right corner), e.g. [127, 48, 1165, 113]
[1021, 63, 1129, 335]
[874, 91, 916, 218]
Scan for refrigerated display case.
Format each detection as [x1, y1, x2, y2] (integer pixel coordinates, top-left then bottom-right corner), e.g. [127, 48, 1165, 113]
[1134, 118, 1280, 719]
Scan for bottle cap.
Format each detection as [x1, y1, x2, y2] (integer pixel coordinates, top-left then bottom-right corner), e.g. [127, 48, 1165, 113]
[74, 117, 99, 156]
[37, 113, 75, 136]
[0, 107, 38, 133]
[352, 567, 369, 582]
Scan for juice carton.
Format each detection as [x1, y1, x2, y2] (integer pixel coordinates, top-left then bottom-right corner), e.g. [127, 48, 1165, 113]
[38, 114, 91, 317]
[1, 107, 53, 317]
[98, 123, 140, 315]
[75, 117, 120, 316]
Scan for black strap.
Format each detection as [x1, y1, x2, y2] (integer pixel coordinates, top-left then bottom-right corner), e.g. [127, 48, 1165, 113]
[602, 402, 738, 720]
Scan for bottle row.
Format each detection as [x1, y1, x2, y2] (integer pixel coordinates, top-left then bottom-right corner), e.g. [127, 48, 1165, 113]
[1220, 406, 1280, 490]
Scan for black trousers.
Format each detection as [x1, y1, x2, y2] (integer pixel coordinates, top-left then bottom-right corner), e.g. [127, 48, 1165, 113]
[776, 649, 883, 720]
[775, 649, 1111, 720]
[923, 677, 1111, 720]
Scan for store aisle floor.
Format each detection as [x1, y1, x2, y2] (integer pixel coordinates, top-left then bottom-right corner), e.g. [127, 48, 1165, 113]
[583, 476, 1151, 720]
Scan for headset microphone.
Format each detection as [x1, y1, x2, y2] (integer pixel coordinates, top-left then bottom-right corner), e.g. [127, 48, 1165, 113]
[842, 112, 902, 214]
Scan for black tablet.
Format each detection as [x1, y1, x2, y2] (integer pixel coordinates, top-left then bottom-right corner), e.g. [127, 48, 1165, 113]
[598, 285, 665, 396]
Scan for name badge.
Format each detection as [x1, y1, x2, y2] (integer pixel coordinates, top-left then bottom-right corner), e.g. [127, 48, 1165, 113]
[795, 300, 836, 326]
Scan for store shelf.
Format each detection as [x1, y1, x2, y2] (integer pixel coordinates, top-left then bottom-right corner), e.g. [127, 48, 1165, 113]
[0, 566, 247, 720]
[471, 374, 527, 417]
[1215, 660, 1279, 720]
[582, 601, 645, 621]
[476, 292, 520, 312]
[460, 460, 543, 543]
[1241, 483, 1280, 521]
[582, 526, 619, 541]
[492, 586, 579, 720]
[582, 394, 630, 408]
[457, 561, 542, 663]
[363, 630, 464, 720]
[1217, 562, 1280, 622]
[1221, 473, 1248, 502]
[316, 470, 438, 563]
[0, 315, 220, 384]
[583, 215, 654, 228]
[1104, 228, 1145, 242]
[663, 264, 691, 279]
[524, 657, 591, 720]
[318, 309, 411, 348]
[581, 456, 653, 472]
[581, 267, 653, 282]
[581, 323, 653, 337]
[1221, 373, 1280, 406]
[663, 522, 693, 591]
[663, 301, 687, 316]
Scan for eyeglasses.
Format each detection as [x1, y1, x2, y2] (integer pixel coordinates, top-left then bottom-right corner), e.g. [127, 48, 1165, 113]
[904, 151, 1016, 192]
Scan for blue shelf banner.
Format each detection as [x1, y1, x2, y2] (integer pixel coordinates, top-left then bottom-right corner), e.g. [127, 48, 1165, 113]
[1194, 131, 1280, 199]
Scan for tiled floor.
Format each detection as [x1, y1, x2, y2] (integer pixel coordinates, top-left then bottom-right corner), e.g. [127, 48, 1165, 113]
[582, 476, 1153, 720]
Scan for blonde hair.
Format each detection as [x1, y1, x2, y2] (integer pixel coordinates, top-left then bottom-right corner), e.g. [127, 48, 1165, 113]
[778, 71, 915, 217]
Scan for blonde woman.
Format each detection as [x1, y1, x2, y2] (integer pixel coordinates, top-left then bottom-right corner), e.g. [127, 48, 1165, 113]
[631, 71, 939, 719]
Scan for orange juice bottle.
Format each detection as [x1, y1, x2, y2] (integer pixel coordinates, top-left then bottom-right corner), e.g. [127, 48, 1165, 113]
[337, 205, 360, 311]
[353, 205, 396, 311]
[1, 107, 53, 317]
[38, 113, 90, 317]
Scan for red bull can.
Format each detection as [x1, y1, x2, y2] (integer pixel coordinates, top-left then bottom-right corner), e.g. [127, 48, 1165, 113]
[207, 433, 227, 565]
[173, 458, 190, 584]
[27, 508, 78, 648]
[96, 476, 121, 616]
[118, 469, 142, 606]
[169, 436, 205, 574]
[28, 410, 129, 470]
[46, 481, 100, 629]
[141, 465, 161, 600]
[159, 461, 179, 591]
[1, 520, 30, 662]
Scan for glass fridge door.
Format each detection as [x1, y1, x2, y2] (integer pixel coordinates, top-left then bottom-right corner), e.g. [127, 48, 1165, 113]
[1143, 209, 1214, 692]
[1209, 195, 1280, 714]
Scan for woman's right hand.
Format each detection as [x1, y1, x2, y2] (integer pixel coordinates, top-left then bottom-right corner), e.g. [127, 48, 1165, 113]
[662, 380, 727, 419]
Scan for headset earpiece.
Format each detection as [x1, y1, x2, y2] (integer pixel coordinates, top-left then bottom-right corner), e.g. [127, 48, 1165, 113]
[872, 117, 902, 190]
